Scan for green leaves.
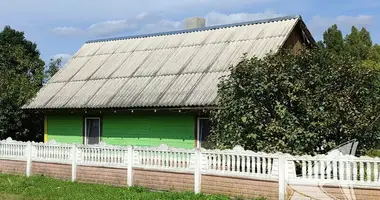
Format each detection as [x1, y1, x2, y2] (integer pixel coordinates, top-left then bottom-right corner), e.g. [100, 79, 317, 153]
[45, 58, 62, 82]
[211, 48, 380, 155]
[0, 26, 45, 141]
[321, 24, 345, 55]
[320, 24, 379, 65]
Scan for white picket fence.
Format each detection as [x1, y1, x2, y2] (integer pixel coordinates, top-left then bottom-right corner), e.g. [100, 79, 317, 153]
[287, 154, 380, 186]
[1, 138, 380, 200]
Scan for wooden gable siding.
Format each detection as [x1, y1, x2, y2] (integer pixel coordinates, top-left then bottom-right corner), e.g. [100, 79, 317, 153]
[283, 22, 306, 53]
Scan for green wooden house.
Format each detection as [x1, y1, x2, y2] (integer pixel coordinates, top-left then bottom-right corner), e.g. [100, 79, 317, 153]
[23, 15, 314, 148]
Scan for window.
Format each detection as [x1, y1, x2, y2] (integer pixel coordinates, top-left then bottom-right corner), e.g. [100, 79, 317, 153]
[197, 118, 211, 148]
[84, 117, 101, 145]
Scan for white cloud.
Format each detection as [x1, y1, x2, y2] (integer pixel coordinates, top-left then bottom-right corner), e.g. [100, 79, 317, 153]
[139, 19, 182, 34]
[52, 20, 136, 37]
[205, 10, 284, 26]
[136, 12, 148, 20]
[52, 27, 84, 36]
[51, 54, 71, 65]
[138, 10, 283, 34]
[335, 15, 374, 26]
[308, 15, 374, 40]
[52, 9, 284, 38]
[310, 15, 374, 31]
[88, 20, 136, 37]
[0, 0, 277, 23]
[45, 0, 278, 37]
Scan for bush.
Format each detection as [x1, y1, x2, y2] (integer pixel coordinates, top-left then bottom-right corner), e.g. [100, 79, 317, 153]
[366, 149, 380, 158]
[211, 48, 380, 155]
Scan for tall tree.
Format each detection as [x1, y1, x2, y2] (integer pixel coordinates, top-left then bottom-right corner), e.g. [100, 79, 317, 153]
[210, 48, 380, 155]
[368, 44, 380, 62]
[320, 25, 378, 63]
[345, 26, 373, 61]
[321, 24, 345, 54]
[45, 57, 62, 82]
[0, 26, 45, 141]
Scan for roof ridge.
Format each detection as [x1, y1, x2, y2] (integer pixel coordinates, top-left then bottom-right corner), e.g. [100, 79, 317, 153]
[86, 15, 300, 44]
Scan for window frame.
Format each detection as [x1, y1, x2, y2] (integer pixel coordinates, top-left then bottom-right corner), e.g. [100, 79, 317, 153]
[84, 117, 102, 145]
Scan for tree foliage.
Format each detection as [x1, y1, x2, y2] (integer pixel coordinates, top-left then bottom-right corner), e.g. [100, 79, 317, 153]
[0, 26, 45, 141]
[319, 24, 378, 64]
[322, 24, 345, 55]
[210, 49, 380, 155]
[45, 57, 62, 82]
[345, 27, 372, 61]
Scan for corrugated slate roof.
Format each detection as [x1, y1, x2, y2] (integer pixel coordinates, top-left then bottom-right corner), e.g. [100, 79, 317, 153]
[24, 15, 310, 109]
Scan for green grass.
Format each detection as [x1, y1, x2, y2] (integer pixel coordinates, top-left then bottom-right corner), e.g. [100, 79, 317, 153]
[0, 174, 265, 200]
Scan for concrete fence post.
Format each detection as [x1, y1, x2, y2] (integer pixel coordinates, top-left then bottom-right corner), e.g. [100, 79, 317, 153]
[194, 148, 201, 194]
[278, 154, 288, 200]
[26, 141, 32, 177]
[71, 145, 77, 182]
[127, 146, 134, 186]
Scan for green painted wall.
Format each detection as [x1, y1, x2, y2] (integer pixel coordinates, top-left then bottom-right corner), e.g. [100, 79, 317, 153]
[102, 115, 195, 148]
[46, 113, 195, 148]
[47, 115, 82, 144]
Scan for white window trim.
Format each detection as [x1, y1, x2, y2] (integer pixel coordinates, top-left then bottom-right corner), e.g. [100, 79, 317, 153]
[197, 117, 209, 148]
[84, 117, 101, 145]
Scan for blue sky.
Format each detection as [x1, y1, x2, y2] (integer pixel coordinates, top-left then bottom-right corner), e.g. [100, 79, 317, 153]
[0, 0, 379, 64]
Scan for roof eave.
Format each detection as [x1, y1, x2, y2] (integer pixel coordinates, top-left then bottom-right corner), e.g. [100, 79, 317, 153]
[23, 105, 219, 112]
[298, 18, 317, 47]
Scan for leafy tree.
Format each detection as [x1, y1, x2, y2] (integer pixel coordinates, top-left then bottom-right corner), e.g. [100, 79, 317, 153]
[0, 26, 45, 141]
[45, 57, 62, 82]
[368, 44, 380, 61]
[317, 25, 380, 152]
[345, 27, 373, 61]
[210, 49, 380, 155]
[320, 24, 345, 54]
[316, 41, 325, 49]
[320, 25, 378, 63]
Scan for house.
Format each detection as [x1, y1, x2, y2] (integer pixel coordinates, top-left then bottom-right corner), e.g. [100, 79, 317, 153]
[23, 15, 315, 148]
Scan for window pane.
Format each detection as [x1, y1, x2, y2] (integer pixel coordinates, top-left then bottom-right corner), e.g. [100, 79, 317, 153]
[199, 118, 214, 149]
[86, 119, 100, 145]
[199, 119, 211, 142]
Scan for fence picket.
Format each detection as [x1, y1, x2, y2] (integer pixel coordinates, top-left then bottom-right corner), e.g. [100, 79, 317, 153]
[367, 161, 371, 182]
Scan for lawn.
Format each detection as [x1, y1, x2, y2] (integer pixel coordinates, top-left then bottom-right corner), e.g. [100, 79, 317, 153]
[0, 174, 265, 200]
